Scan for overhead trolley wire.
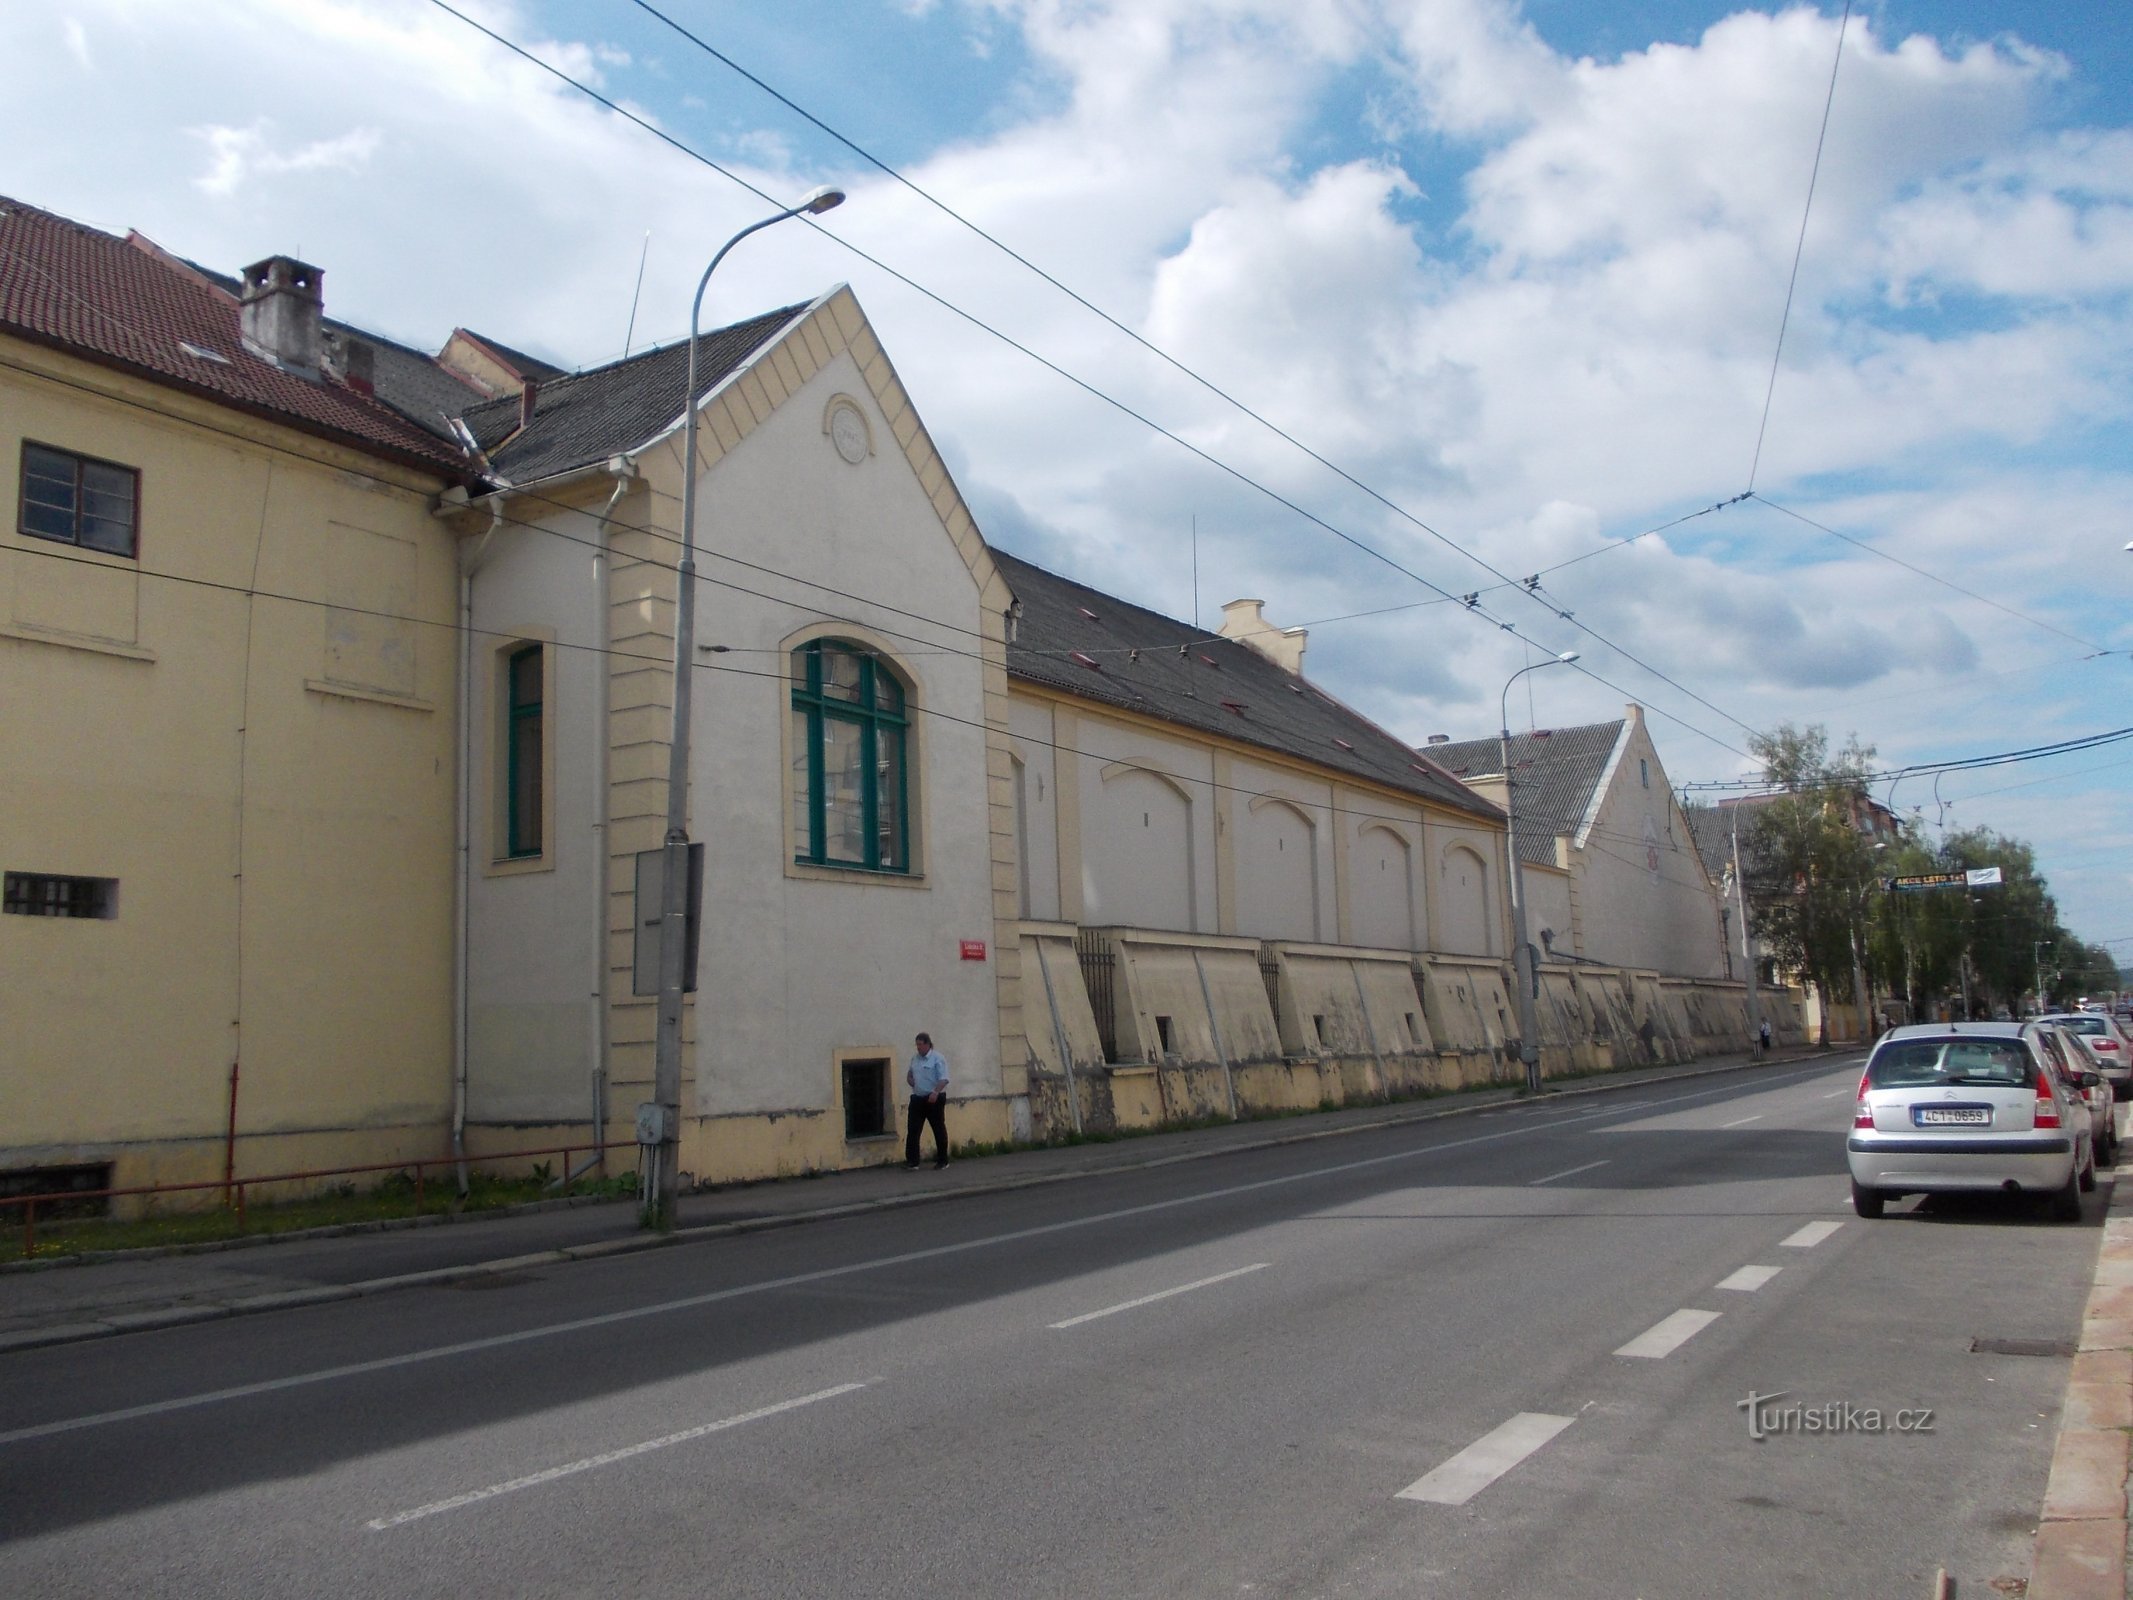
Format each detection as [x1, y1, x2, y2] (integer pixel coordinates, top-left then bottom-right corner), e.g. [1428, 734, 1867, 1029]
[425, 0, 1763, 759]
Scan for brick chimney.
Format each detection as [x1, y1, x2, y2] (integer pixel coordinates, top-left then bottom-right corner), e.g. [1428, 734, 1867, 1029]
[239, 255, 324, 379]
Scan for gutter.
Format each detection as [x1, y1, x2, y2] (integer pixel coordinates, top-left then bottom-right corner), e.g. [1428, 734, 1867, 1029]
[450, 498, 507, 1194]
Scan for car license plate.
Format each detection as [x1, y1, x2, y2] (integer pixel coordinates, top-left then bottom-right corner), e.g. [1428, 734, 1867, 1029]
[1914, 1106, 1990, 1126]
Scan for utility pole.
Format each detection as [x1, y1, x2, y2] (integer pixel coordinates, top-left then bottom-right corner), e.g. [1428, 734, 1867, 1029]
[646, 185, 846, 1232]
[1499, 652, 1579, 1094]
[1730, 803, 1763, 1046]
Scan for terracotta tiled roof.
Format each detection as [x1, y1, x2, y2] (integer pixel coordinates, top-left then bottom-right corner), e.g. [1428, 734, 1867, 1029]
[0, 195, 472, 479]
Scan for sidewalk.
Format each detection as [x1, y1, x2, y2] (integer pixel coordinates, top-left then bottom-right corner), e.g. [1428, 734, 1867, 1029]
[2031, 1173, 2133, 1600]
[0, 1047, 1815, 1353]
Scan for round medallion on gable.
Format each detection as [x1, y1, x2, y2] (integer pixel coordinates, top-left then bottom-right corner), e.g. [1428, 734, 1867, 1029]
[828, 400, 870, 464]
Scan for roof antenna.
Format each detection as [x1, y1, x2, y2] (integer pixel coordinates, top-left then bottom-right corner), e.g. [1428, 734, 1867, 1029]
[1191, 513, 1200, 633]
[622, 231, 651, 359]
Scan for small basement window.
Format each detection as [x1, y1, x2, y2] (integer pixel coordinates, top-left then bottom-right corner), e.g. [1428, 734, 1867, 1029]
[842, 1057, 892, 1140]
[0, 1162, 112, 1220]
[1154, 1015, 1176, 1057]
[4, 872, 118, 919]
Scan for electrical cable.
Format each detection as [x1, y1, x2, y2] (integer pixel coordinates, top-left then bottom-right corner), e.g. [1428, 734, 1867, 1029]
[424, 0, 1768, 754]
[1746, 0, 1851, 493]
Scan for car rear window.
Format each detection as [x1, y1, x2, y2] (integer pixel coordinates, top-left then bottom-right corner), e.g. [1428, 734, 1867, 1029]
[2062, 1018, 2107, 1036]
[1868, 1039, 2032, 1087]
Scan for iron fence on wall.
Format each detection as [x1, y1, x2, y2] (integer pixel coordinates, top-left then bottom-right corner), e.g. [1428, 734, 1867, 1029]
[1075, 928, 1117, 1063]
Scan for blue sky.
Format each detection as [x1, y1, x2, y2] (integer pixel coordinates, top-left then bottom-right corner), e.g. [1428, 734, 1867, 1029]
[3, 0, 2129, 951]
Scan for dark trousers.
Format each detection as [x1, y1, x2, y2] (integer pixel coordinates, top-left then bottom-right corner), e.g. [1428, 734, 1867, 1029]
[906, 1093, 948, 1166]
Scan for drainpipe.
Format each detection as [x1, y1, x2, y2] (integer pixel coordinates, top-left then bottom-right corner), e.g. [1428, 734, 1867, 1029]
[1192, 949, 1239, 1120]
[1032, 937, 1084, 1135]
[574, 458, 637, 1182]
[453, 500, 505, 1196]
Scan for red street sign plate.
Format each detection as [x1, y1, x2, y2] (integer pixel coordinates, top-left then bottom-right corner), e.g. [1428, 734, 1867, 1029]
[960, 940, 987, 961]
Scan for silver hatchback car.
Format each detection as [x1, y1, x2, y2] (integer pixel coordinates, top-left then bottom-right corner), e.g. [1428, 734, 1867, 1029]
[1848, 1022, 2093, 1221]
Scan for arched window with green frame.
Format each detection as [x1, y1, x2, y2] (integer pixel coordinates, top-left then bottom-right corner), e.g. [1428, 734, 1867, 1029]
[790, 639, 910, 872]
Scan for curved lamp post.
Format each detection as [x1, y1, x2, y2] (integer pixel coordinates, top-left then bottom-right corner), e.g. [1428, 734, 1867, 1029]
[650, 184, 846, 1231]
[1501, 651, 1579, 1093]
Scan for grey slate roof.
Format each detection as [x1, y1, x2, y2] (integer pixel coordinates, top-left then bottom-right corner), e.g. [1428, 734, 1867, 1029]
[466, 303, 809, 483]
[457, 330, 563, 382]
[993, 550, 1500, 822]
[1422, 721, 1627, 866]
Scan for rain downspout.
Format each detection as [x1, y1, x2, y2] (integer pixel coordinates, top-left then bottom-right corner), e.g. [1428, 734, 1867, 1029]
[453, 497, 505, 1196]
[1033, 938, 1083, 1135]
[572, 457, 637, 1183]
[1192, 949, 1239, 1121]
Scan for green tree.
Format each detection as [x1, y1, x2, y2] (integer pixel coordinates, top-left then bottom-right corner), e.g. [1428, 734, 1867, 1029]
[1743, 724, 1878, 1044]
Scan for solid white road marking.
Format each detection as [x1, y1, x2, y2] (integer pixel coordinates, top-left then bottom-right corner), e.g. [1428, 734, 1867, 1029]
[1049, 1263, 1270, 1329]
[1720, 1114, 1763, 1128]
[1615, 1309, 1721, 1359]
[1716, 1265, 1781, 1292]
[1781, 1221, 1844, 1249]
[1397, 1412, 1576, 1505]
[1820, 1089, 1850, 1099]
[366, 1382, 867, 1530]
[1527, 1160, 1611, 1187]
[0, 1064, 1841, 1447]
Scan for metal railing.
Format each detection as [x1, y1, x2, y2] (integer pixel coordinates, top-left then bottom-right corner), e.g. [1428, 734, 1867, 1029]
[1075, 928, 1117, 1063]
[3, 1140, 638, 1260]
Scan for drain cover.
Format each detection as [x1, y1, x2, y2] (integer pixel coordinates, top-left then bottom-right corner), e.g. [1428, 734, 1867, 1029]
[1969, 1337, 2074, 1357]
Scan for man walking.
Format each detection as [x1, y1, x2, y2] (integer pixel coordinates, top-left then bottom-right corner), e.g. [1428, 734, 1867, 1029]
[905, 1032, 950, 1171]
[1758, 1018, 1773, 1059]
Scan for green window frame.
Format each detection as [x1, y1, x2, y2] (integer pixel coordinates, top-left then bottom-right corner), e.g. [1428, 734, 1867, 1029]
[505, 643, 544, 859]
[790, 639, 910, 873]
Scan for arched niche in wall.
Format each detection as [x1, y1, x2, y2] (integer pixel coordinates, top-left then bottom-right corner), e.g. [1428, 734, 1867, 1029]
[1353, 821, 1416, 951]
[1438, 840, 1494, 957]
[1238, 793, 1319, 942]
[1085, 761, 1196, 931]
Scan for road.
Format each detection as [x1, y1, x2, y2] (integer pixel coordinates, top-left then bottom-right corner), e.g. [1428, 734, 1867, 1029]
[0, 1058, 2102, 1598]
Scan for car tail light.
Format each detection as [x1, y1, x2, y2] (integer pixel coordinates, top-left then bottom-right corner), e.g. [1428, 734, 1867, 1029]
[1854, 1072, 1874, 1129]
[2034, 1070, 2062, 1129]
[2094, 1039, 2120, 1053]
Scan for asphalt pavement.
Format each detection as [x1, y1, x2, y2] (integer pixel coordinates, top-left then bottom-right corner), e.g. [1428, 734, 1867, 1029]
[2, 1048, 2127, 1599]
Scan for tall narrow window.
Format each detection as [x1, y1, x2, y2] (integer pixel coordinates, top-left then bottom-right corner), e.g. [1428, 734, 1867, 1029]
[505, 643, 544, 858]
[20, 442, 138, 557]
[791, 640, 910, 872]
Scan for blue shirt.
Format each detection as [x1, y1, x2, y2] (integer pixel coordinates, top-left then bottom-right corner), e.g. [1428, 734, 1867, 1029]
[908, 1048, 950, 1097]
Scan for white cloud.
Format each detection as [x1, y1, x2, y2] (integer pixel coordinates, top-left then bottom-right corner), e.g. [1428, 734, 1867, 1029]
[2, 0, 2129, 936]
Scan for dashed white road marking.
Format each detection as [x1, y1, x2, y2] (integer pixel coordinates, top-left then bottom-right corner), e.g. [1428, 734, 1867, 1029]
[1049, 1263, 1270, 1329]
[1717, 1265, 1782, 1292]
[0, 1063, 1842, 1447]
[1781, 1221, 1844, 1249]
[366, 1382, 868, 1530]
[1615, 1309, 1721, 1359]
[1396, 1413, 1576, 1505]
[1528, 1160, 1610, 1187]
[1820, 1089, 1851, 1099]
[1720, 1114, 1763, 1129]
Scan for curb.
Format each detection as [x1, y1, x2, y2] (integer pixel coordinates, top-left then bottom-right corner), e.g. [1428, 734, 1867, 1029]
[2028, 1178, 2133, 1600]
[0, 1049, 1843, 1356]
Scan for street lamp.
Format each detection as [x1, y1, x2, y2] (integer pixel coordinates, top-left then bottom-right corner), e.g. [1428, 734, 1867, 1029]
[649, 183, 846, 1231]
[1501, 651, 1579, 1093]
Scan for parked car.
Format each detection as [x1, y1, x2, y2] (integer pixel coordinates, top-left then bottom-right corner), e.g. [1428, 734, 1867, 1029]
[2040, 1012, 2133, 1100]
[1848, 1021, 2093, 1221]
[2041, 1023, 2119, 1167]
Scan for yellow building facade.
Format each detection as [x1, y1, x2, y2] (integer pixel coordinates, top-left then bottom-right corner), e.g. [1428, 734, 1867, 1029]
[1, 204, 470, 1199]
